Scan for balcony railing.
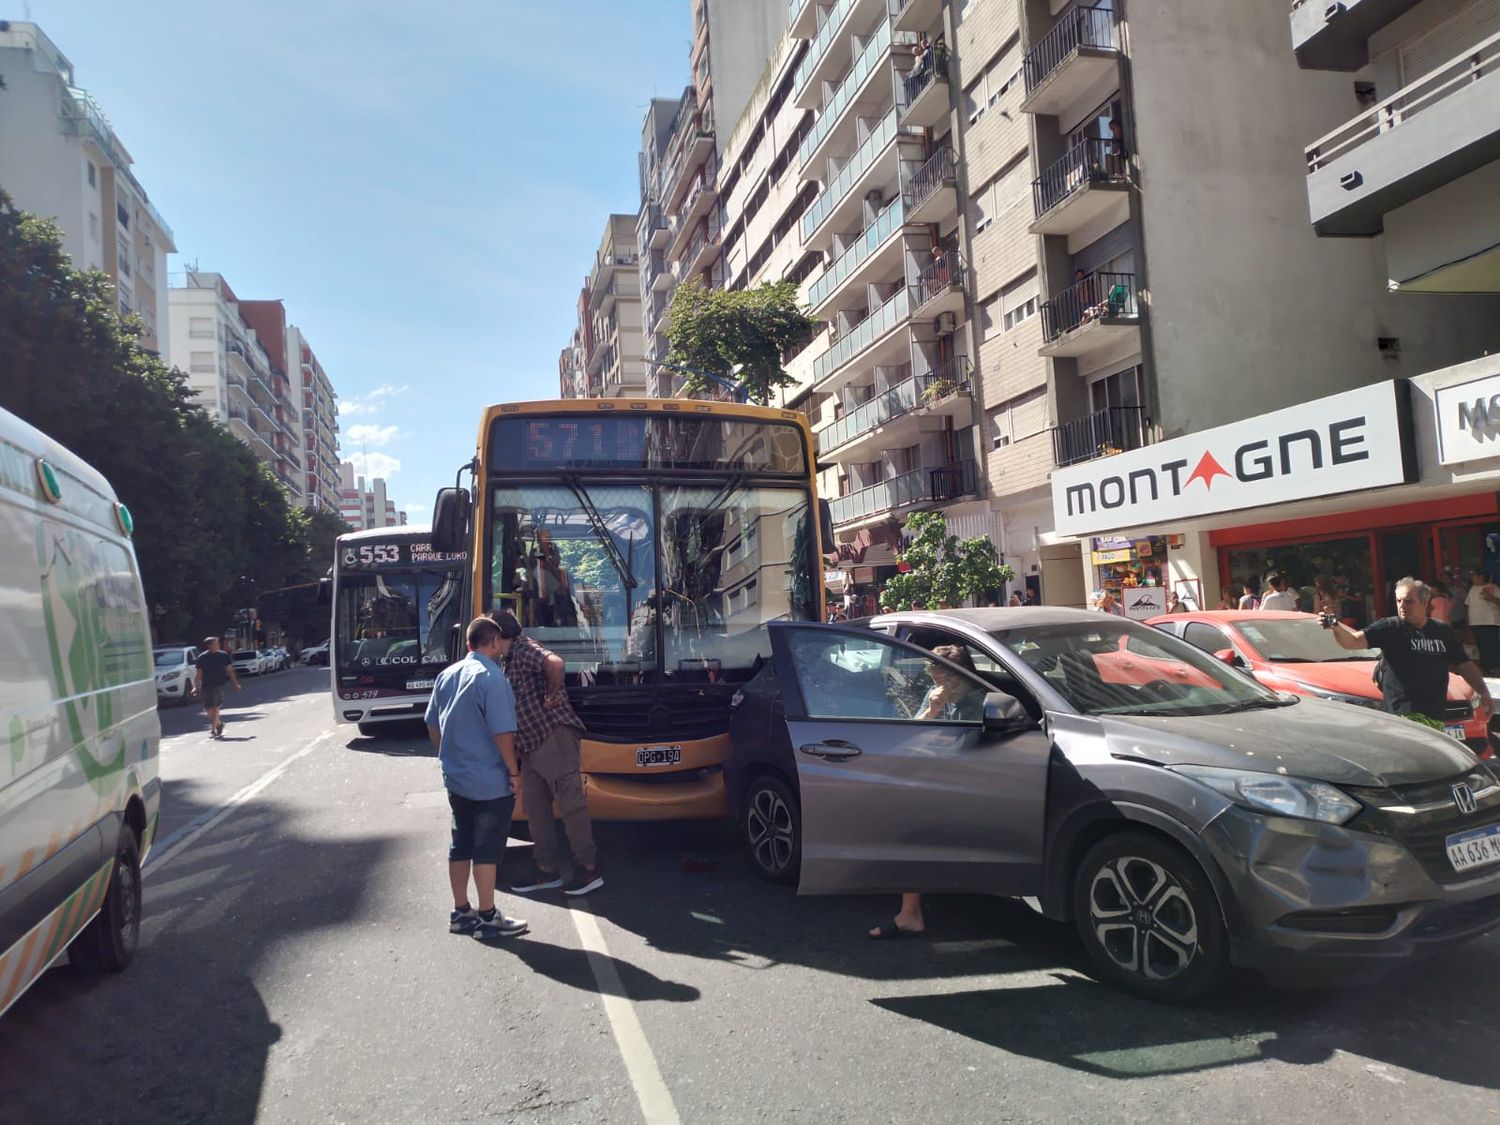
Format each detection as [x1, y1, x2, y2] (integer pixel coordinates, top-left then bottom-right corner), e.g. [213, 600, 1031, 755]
[806, 196, 905, 309]
[812, 285, 911, 386]
[903, 145, 957, 212]
[1040, 270, 1138, 341]
[817, 358, 971, 454]
[1052, 406, 1148, 467]
[802, 107, 901, 242]
[1032, 137, 1128, 218]
[901, 46, 949, 107]
[799, 19, 902, 171]
[1023, 5, 1117, 96]
[793, 0, 859, 97]
[680, 220, 722, 276]
[829, 458, 978, 525]
[912, 250, 965, 309]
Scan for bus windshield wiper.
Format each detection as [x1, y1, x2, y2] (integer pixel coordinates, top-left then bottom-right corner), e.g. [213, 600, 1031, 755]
[563, 475, 637, 589]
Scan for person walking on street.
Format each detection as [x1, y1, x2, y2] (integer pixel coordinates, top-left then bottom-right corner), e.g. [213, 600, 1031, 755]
[194, 636, 240, 739]
[1328, 577, 1493, 726]
[492, 611, 603, 897]
[1464, 568, 1500, 674]
[1259, 574, 1298, 611]
[425, 616, 528, 942]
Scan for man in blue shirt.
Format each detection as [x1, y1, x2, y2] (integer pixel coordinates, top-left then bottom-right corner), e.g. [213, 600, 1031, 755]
[425, 616, 528, 941]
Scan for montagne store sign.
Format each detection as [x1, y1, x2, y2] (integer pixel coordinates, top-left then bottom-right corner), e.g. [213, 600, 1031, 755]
[1051, 381, 1416, 536]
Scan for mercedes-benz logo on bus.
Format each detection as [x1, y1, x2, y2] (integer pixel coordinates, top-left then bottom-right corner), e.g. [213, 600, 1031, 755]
[1453, 783, 1478, 816]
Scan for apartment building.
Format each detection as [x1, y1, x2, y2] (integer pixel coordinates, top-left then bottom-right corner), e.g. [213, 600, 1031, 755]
[1030, 0, 1500, 615]
[338, 463, 406, 530]
[167, 273, 304, 501]
[558, 323, 588, 399]
[0, 21, 175, 353]
[583, 214, 648, 397]
[288, 326, 341, 513]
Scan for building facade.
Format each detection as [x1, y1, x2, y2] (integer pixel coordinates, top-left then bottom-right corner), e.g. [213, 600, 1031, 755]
[586, 214, 648, 397]
[0, 21, 175, 354]
[339, 463, 405, 530]
[288, 326, 341, 513]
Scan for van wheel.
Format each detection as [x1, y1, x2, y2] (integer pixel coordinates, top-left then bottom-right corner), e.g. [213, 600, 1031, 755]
[1071, 831, 1228, 1003]
[743, 774, 800, 885]
[69, 829, 142, 974]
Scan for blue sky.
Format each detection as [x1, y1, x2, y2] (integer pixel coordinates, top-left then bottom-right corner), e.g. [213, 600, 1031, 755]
[29, 0, 692, 519]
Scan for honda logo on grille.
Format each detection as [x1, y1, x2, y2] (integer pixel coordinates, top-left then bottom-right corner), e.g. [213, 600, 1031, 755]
[1452, 783, 1478, 815]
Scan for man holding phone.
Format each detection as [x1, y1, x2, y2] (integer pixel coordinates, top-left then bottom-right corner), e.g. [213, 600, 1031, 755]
[1327, 576, 1493, 726]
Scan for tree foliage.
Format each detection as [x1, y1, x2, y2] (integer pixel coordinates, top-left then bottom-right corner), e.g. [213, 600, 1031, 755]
[0, 190, 348, 642]
[663, 280, 816, 405]
[877, 511, 1014, 611]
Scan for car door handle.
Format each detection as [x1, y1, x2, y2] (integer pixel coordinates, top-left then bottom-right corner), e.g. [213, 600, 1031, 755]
[798, 740, 862, 761]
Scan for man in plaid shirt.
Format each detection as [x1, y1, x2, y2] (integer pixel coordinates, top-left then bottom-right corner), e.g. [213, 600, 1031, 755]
[491, 611, 602, 896]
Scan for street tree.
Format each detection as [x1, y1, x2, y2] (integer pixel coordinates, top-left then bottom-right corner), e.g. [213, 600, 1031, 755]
[877, 510, 1014, 610]
[663, 280, 816, 405]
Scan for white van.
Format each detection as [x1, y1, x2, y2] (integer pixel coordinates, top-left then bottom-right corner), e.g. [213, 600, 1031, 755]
[0, 406, 161, 1018]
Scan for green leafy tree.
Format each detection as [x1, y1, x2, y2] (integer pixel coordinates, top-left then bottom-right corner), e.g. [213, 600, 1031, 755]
[663, 280, 816, 405]
[878, 511, 1014, 611]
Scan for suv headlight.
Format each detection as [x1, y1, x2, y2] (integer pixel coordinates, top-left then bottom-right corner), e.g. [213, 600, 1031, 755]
[1173, 765, 1361, 825]
[161, 670, 180, 682]
[1290, 683, 1380, 709]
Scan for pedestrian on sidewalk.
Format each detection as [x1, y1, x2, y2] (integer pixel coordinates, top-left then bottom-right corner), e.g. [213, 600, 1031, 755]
[1259, 574, 1298, 611]
[491, 611, 603, 897]
[1465, 568, 1500, 673]
[194, 636, 240, 739]
[425, 616, 528, 941]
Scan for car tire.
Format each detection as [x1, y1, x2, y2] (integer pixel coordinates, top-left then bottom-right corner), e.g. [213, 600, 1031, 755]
[1070, 831, 1229, 1003]
[69, 826, 142, 974]
[743, 773, 801, 885]
[357, 722, 380, 737]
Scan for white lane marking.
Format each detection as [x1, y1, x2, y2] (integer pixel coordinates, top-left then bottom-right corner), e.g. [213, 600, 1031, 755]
[144, 730, 336, 874]
[567, 901, 682, 1125]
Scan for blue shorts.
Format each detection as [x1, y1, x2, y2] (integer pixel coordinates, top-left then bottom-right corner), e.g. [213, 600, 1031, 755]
[447, 792, 514, 864]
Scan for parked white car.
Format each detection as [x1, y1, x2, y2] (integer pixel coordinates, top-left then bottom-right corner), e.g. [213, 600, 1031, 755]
[302, 640, 329, 666]
[260, 648, 283, 672]
[152, 645, 200, 704]
[232, 649, 264, 676]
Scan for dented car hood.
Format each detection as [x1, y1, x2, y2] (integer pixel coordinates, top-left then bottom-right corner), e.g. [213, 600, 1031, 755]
[1094, 696, 1478, 788]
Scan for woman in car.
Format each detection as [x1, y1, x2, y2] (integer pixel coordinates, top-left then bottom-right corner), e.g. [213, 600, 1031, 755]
[868, 645, 984, 941]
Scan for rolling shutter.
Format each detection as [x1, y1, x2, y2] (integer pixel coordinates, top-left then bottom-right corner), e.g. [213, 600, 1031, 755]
[1399, 0, 1500, 84]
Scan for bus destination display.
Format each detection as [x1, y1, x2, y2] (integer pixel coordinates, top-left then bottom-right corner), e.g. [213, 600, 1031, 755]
[341, 542, 468, 569]
[489, 415, 806, 474]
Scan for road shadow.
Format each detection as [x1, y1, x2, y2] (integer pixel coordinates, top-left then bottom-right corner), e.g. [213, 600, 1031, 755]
[482, 933, 701, 1003]
[344, 735, 437, 758]
[0, 783, 392, 1122]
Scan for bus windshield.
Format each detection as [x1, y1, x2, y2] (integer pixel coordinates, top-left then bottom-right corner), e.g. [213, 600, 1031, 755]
[489, 479, 820, 682]
[335, 568, 464, 671]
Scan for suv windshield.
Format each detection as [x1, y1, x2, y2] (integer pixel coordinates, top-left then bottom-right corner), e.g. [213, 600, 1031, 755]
[489, 480, 819, 683]
[1235, 618, 1377, 662]
[153, 650, 186, 667]
[992, 619, 1280, 716]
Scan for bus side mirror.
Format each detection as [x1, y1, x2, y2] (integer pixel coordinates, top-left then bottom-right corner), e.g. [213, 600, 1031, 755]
[432, 487, 471, 552]
[317, 576, 331, 607]
[818, 497, 835, 557]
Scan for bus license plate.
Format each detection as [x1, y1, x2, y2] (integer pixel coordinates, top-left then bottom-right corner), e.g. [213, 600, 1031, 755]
[406, 678, 435, 691]
[637, 745, 682, 768]
[1446, 823, 1500, 873]
[1444, 724, 1466, 741]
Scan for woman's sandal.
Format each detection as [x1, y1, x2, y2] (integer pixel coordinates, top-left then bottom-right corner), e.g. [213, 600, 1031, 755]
[867, 919, 925, 941]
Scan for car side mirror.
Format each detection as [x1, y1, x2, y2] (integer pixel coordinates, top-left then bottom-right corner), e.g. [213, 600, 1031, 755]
[432, 486, 471, 553]
[1213, 647, 1245, 669]
[982, 691, 1034, 734]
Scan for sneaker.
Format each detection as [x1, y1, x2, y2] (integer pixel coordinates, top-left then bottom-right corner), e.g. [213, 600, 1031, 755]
[563, 866, 604, 897]
[473, 908, 528, 941]
[508, 865, 564, 893]
[449, 905, 480, 935]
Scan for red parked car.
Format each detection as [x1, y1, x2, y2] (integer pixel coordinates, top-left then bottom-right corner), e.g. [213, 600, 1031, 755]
[1148, 610, 1492, 757]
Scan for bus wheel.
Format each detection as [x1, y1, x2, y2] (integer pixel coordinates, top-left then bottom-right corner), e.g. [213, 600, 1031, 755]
[70, 828, 142, 974]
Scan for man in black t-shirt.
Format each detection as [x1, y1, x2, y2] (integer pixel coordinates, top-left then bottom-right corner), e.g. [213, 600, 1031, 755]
[193, 636, 241, 740]
[1329, 577, 1492, 725]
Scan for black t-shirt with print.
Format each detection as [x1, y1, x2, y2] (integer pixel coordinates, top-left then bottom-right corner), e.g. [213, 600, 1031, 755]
[197, 650, 233, 688]
[1363, 616, 1466, 720]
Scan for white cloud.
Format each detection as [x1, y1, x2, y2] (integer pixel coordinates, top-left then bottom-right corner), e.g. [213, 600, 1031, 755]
[344, 423, 401, 447]
[406, 502, 429, 515]
[339, 384, 411, 418]
[347, 452, 402, 480]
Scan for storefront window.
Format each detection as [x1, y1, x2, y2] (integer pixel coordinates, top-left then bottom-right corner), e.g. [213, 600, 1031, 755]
[1091, 535, 1166, 601]
[1224, 537, 1371, 624]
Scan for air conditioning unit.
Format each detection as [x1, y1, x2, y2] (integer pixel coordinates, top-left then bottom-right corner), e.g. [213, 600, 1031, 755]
[933, 311, 958, 335]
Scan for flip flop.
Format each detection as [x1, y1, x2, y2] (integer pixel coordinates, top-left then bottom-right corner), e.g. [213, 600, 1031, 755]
[867, 919, 924, 941]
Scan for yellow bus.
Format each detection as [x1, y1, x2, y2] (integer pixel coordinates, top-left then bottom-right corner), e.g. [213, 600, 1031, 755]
[431, 398, 827, 821]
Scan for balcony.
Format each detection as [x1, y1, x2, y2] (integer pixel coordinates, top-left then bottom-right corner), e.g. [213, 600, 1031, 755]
[911, 250, 966, 321]
[900, 49, 949, 130]
[903, 145, 959, 225]
[639, 203, 668, 250]
[646, 250, 673, 292]
[817, 358, 972, 456]
[1021, 6, 1120, 117]
[829, 458, 978, 526]
[806, 196, 907, 313]
[1029, 138, 1133, 235]
[662, 117, 716, 210]
[668, 170, 719, 258]
[1304, 30, 1500, 238]
[1040, 270, 1141, 358]
[812, 285, 912, 388]
[802, 106, 902, 248]
[1052, 405, 1148, 467]
[1291, 0, 1423, 72]
[679, 220, 723, 280]
[793, 0, 861, 107]
[789, 0, 817, 39]
[892, 0, 942, 34]
[799, 18, 900, 175]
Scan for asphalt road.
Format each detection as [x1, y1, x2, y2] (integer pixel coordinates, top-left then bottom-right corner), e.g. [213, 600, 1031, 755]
[0, 665, 1496, 1123]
